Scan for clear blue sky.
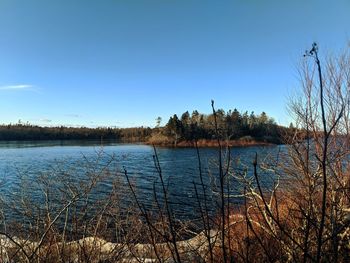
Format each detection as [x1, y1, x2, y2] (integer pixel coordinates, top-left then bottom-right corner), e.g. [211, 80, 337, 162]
[0, 0, 349, 127]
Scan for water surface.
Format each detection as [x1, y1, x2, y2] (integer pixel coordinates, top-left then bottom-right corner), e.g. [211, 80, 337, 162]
[0, 140, 281, 220]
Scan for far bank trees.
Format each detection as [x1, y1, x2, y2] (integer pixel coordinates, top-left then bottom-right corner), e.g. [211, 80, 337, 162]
[163, 109, 282, 145]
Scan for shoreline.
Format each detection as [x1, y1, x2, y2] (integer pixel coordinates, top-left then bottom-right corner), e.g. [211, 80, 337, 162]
[146, 139, 276, 148]
[0, 138, 277, 148]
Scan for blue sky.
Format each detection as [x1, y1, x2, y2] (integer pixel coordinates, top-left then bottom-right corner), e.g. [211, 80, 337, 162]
[0, 0, 349, 127]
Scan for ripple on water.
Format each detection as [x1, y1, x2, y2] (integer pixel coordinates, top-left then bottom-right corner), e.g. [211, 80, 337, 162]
[0, 141, 282, 221]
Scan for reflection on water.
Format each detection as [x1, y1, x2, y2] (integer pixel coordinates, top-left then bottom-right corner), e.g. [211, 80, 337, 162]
[0, 141, 282, 220]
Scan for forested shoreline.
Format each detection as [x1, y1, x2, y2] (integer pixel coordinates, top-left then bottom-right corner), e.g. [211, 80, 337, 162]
[0, 109, 289, 145]
[0, 124, 151, 141]
[149, 109, 289, 146]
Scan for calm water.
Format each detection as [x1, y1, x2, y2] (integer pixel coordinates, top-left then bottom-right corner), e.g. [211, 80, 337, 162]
[0, 140, 282, 220]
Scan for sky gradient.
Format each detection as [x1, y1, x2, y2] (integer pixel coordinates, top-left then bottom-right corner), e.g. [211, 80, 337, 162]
[0, 0, 349, 127]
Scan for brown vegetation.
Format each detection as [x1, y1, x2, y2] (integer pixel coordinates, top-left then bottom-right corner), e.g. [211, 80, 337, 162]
[157, 138, 273, 148]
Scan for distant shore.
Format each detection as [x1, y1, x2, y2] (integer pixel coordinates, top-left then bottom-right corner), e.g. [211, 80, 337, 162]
[146, 138, 275, 148]
[0, 123, 285, 148]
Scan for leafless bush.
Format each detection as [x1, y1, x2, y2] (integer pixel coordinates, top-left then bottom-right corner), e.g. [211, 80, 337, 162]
[225, 43, 350, 263]
[0, 150, 145, 262]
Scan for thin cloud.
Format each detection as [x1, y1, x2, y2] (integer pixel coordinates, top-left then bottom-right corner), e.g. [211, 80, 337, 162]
[39, 118, 52, 123]
[65, 114, 82, 118]
[0, 84, 35, 90]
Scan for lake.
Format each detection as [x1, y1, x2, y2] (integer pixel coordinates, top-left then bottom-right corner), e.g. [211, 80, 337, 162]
[0, 140, 282, 222]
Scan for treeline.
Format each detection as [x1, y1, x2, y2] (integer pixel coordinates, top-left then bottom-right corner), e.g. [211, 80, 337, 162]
[0, 124, 152, 142]
[0, 109, 286, 144]
[156, 109, 286, 145]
